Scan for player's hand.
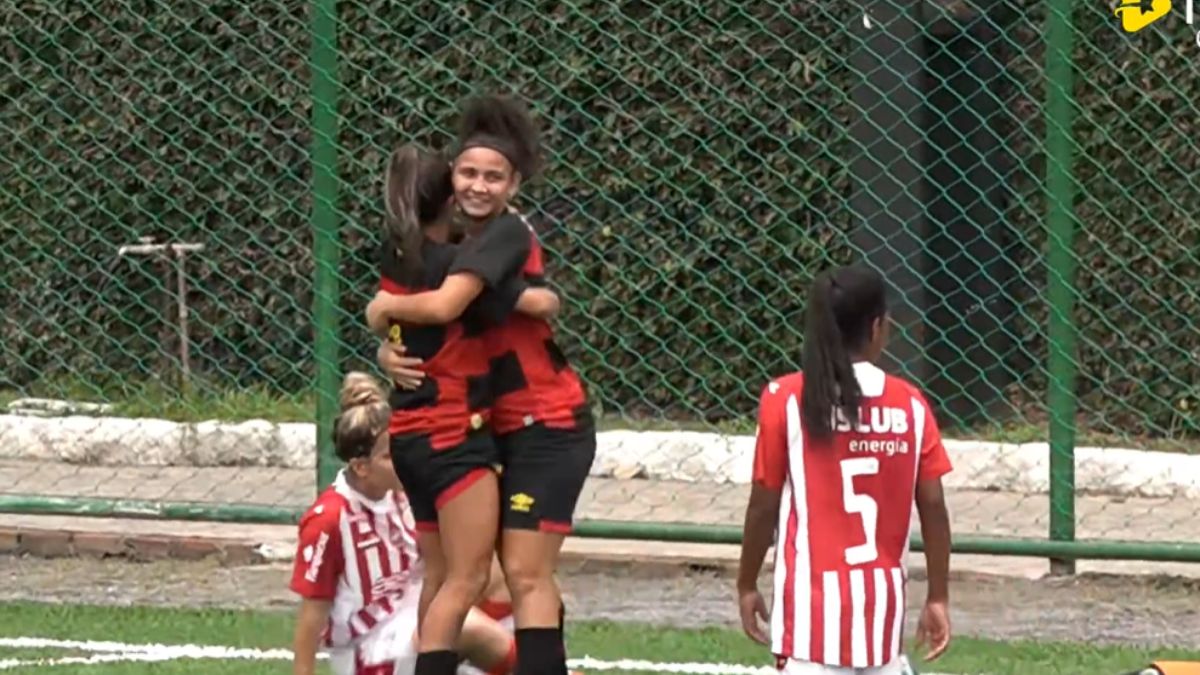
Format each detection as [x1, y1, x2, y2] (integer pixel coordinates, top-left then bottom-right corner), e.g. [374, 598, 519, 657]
[365, 291, 395, 335]
[914, 598, 950, 661]
[737, 588, 770, 645]
[377, 341, 423, 390]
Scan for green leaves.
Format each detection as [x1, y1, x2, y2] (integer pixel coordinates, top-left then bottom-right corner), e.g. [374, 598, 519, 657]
[1, 0, 1198, 441]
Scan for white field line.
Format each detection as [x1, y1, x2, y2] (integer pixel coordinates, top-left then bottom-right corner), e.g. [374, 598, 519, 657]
[0, 652, 179, 668]
[0, 636, 957, 674]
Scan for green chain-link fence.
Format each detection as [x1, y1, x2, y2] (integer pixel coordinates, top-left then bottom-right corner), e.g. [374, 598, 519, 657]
[2, 0, 1199, 565]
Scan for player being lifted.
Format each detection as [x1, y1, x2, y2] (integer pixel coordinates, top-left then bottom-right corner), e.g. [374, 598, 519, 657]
[736, 264, 953, 675]
[368, 94, 595, 675]
[290, 372, 520, 675]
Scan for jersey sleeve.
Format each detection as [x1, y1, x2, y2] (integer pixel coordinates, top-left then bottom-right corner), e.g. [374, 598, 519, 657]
[752, 380, 789, 491]
[477, 277, 528, 324]
[289, 509, 344, 600]
[916, 393, 953, 482]
[447, 214, 532, 288]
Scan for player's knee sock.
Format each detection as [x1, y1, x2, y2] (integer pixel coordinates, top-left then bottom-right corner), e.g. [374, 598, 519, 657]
[514, 627, 566, 675]
[415, 650, 460, 675]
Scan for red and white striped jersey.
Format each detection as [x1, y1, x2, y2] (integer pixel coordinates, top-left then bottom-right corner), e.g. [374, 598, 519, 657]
[289, 470, 423, 648]
[753, 362, 952, 669]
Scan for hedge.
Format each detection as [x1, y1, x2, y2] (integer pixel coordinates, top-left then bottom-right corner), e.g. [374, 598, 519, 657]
[1, 1, 1197, 439]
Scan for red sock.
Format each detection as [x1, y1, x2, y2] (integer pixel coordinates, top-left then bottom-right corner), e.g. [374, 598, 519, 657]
[486, 639, 517, 675]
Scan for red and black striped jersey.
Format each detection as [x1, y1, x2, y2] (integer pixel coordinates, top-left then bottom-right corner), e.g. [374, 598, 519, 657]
[378, 238, 523, 449]
[448, 214, 590, 434]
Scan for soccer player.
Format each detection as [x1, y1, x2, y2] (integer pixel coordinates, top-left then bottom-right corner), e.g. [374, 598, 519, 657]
[367, 94, 595, 675]
[289, 372, 518, 675]
[366, 144, 561, 675]
[736, 264, 953, 675]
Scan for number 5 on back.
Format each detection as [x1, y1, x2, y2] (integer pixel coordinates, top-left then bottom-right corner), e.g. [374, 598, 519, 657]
[841, 457, 880, 565]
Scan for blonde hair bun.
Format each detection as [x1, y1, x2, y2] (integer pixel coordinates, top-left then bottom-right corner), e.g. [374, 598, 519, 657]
[339, 371, 386, 412]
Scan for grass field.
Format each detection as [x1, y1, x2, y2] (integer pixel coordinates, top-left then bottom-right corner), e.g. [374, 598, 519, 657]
[1, 602, 1198, 674]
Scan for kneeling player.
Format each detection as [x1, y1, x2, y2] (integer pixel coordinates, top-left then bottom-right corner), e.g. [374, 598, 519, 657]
[290, 372, 518, 675]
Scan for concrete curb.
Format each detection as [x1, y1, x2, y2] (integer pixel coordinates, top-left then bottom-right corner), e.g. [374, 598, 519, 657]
[0, 516, 739, 575]
[0, 525, 266, 566]
[4, 415, 1199, 498]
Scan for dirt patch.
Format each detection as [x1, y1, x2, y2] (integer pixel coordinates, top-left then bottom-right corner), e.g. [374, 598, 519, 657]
[1, 555, 1197, 648]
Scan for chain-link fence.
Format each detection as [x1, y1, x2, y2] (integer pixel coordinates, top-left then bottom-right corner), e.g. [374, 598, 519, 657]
[1, 0, 1198, 563]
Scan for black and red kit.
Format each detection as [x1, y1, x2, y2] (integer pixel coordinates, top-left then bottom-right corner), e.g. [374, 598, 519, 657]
[448, 214, 597, 533]
[379, 237, 526, 531]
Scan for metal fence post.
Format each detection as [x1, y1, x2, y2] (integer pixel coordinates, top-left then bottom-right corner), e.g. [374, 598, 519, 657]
[1043, 0, 1081, 577]
[311, 0, 342, 491]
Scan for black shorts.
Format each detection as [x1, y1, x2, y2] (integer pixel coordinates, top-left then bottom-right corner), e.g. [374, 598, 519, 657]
[390, 429, 500, 531]
[497, 411, 596, 532]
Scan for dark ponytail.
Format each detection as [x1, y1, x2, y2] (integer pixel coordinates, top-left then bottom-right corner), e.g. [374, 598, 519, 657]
[800, 264, 888, 439]
[383, 145, 453, 277]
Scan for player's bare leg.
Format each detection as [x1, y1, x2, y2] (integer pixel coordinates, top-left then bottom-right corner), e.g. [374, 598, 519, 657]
[416, 473, 500, 675]
[416, 531, 446, 634]
[500, 529, 566, 675]
[457, 607, 517, 674]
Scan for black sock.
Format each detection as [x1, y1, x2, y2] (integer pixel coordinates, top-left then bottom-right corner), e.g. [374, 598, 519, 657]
[415, 650, 460, 675]
[515, 627, 566, 675]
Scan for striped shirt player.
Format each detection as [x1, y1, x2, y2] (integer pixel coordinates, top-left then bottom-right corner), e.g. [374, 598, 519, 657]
[291, 470, 424, 675]
[737, 264, 953, 675]
[756, 365, 951, 671]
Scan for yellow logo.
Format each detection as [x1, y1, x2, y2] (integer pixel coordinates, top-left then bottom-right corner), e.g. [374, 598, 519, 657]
[1116, 0, 1172, 32]
[469, 413, 484, 430]
[387, 324, 402, 344]
[509, 493, 534, 513]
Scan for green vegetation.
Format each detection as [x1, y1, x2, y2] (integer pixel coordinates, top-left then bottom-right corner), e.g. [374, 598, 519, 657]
[1, 601, 1198, 675]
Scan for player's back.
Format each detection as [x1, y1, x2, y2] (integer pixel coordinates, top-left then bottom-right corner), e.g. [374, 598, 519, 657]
[379, 239, 495, 443]
[758, 362, 949, 669]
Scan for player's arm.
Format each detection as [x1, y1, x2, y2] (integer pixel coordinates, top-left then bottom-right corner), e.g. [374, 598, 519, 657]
[916, 478, 950, 603]
[293, 598, 333, 675]
[367, 274, 485, 326]
[914, 395, 954, 661]
[376, 339, 423, 391]
[367, 214, 532, 326]
[499, 277, 561, 320]
[737, 381, 787, 645]
[289, 511, 344, 675]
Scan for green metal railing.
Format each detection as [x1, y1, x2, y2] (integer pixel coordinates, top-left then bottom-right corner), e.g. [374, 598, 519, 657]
[2, 1, 1199, 568]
